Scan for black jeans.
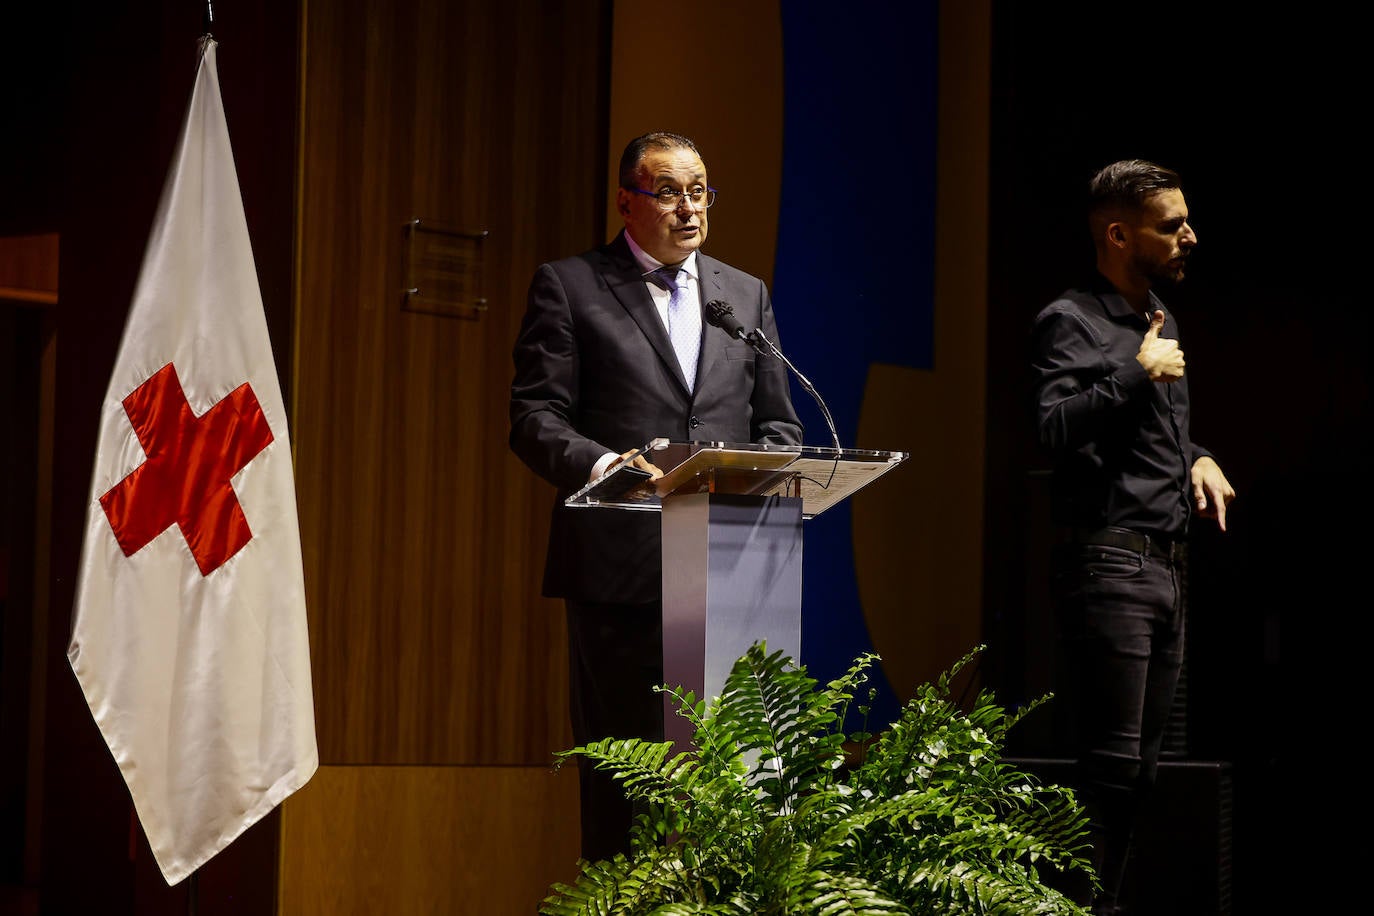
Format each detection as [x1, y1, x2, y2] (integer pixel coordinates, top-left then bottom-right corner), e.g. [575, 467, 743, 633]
[1052, 535, 1187, 907]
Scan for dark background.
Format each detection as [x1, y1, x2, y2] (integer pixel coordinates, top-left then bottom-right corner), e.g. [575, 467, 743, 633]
[983, 4, 1368, 912]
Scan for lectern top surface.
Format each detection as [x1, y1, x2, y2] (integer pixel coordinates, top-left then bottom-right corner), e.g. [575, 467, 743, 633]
[564, 439, 908, 518]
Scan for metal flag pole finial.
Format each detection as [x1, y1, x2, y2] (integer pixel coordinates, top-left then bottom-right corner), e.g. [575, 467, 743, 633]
[198, 0, 216, 62]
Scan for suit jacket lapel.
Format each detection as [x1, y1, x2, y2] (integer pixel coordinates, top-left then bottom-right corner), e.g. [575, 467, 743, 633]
[693, 254, 728, 393]
[602, 231, 694, 395]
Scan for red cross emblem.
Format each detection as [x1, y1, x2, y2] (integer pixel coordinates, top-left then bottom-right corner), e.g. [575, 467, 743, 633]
[99, 362, 275, 576]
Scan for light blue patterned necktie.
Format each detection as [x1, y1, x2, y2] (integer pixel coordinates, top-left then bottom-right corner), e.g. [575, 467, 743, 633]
[653, 266, 701, 392]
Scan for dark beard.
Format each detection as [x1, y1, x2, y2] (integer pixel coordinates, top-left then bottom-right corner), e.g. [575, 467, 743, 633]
[1141, 255, 1186, 289]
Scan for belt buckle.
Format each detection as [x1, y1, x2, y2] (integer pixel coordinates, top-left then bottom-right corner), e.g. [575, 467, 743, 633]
[1137, 532, 1159, 563]
[1141, 533, 1166, 562]
[1148, 536, 1183, 565]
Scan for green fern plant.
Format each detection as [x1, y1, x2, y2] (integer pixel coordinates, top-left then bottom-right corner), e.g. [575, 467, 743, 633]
[540, 643, 1097, 915]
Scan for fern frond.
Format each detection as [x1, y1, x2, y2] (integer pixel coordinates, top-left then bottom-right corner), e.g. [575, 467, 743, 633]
[564, 738, 703, 805]
[543, 641, 1095, 916]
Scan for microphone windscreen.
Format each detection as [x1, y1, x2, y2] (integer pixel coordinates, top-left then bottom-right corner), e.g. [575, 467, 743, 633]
[705, 300, 747, 340]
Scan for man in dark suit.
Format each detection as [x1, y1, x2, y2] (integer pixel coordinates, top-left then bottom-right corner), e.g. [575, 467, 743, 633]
[509, 131, 803, 862]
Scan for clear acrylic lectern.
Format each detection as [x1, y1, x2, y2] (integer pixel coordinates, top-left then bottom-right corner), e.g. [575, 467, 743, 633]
[564, 438, 908, 751]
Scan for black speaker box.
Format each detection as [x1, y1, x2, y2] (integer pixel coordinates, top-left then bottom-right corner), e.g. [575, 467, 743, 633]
[1004, 757, 1232, 916]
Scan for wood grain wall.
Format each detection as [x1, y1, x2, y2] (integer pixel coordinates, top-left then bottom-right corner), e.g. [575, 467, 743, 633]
[280, 764, 580, 914]
[282, 0, 609, 910]
[291, 0, 608, 768]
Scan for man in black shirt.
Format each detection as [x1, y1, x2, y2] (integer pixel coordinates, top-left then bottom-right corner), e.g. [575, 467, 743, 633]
[1031, 159, 1236, 914]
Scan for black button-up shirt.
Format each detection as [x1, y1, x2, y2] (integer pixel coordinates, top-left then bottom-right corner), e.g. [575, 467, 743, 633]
[1031, 275, 1211, 539]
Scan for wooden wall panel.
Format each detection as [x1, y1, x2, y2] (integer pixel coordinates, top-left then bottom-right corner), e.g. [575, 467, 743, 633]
[606, 2, 784, 282]
[279, 765, 581, 915]
[0, 233, 59, 304]
[294, 0, 609, 765]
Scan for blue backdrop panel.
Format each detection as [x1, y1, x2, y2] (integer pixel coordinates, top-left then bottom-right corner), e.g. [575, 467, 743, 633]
[774, 1, 938, 727]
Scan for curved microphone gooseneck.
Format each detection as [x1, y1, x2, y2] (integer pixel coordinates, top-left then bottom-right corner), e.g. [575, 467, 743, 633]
[705, 300, 842, 455]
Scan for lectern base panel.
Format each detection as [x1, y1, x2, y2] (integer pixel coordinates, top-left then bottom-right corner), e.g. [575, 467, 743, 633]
[661, 493, 803, 750]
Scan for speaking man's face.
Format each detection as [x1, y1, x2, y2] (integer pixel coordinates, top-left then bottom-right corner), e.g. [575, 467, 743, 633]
[616, 147, 710, 266]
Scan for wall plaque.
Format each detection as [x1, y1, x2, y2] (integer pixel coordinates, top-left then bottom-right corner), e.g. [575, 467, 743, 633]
[402, 219, 489, 319]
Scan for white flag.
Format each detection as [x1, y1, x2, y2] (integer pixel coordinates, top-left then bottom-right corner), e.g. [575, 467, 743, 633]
[68, 38, 317, 886]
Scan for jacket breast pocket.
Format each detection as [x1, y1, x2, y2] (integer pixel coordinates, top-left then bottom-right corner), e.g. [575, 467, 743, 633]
[723, 343, 755, 362]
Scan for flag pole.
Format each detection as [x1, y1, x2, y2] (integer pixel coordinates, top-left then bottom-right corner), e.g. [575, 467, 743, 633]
[187, 16, 211, 916]
[190, 20, 211, 916]
[190, 15, 211, 912]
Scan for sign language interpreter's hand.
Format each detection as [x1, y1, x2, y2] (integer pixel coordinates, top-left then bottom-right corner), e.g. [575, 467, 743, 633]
[1136, 309, 1186, 383]
[1190, 456, 1236, 531]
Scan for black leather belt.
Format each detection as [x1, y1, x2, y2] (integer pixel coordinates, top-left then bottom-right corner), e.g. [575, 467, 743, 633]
[1073, 527, 1187, 564]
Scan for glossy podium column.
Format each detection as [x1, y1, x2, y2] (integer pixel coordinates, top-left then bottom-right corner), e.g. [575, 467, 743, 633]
[660, 492, 804, 752]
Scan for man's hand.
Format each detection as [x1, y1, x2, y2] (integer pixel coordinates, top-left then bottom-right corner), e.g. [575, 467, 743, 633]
[1190, 456, 1236, 531]
[1137, 310, 1186, 382]
[615, 448, 663, 480]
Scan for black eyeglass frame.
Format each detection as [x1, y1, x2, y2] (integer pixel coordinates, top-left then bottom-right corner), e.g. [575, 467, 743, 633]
[627, 185, 718, 210]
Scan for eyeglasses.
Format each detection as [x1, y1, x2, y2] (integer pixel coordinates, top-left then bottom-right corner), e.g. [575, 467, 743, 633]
[629, 185, 718, 211]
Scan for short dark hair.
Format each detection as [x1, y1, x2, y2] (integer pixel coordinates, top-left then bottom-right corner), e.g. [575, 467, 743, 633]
[618, 131, 701, 190]
[1088, 159, 1182, 236]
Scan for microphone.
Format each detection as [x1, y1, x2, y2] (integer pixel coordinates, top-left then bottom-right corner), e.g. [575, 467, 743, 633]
[705, 300, 751, 343]
[704, 300, 842, 453]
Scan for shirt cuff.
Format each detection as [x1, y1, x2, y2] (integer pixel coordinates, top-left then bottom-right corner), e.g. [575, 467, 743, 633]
[589, 452, 620, 483]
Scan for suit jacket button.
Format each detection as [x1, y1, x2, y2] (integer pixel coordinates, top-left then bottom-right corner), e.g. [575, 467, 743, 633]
[689, 416, 701, 429]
